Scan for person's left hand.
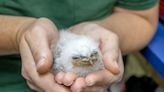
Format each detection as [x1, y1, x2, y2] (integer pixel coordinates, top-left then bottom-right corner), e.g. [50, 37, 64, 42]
[55, 22, 124, 92]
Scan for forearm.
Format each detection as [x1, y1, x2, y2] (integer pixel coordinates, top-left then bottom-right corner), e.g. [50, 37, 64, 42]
[96, 8, 158, 54]
[0, 15, 36, 55]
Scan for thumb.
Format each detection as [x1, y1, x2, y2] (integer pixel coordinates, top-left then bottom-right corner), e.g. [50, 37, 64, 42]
[36, 49, 53, 74]
[24, 29, 53, 74]
[25, 18, 59, 74]
[103, 51, 120, 74]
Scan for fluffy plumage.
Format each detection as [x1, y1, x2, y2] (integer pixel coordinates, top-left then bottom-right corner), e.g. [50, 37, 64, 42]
[52, 30, 104, 77]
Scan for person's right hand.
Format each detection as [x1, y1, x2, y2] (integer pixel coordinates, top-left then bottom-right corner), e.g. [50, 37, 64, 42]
[55, 22, 124, 92]
[17, 18, 71, 92]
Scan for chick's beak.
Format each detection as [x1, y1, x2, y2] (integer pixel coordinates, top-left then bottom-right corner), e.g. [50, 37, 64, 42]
[89, 60, 94, 65]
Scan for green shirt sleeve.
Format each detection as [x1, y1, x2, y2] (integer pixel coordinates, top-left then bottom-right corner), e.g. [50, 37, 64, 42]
[116, 0, 159, 10]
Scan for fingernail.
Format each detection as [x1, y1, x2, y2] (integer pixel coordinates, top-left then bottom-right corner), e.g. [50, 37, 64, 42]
[37, 58, 45, 68]
[64, 79, 73, 86]
[57, 80, 62, 84]
[113, 61, 120, 74]
[55, 72, 64, 84]
[86, 78, 94, 86]
[113, 61, 119, 69]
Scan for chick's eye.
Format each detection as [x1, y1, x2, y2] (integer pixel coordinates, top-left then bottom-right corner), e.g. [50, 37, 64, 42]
[72, 55, 80, 59]
[91, 51, 98, 56]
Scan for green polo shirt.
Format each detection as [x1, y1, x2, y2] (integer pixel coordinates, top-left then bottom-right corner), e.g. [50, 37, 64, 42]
[0, 0, 159, 92]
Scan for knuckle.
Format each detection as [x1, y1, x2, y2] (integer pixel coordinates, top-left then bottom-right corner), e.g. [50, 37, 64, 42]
[21, 71, 26, 79]
[27, 81, 39, 91]
[21, 67, 26, 77]
[113, 73, 123, 83]
[31, 25, 45, 34]
[87, 23, 98, 28]
[117, 72, 124, 82]
[21, 69, 29, 80]
[37, 18, 56, 30]
[24, 31, 31, 40]
[38, 17, 52, 23]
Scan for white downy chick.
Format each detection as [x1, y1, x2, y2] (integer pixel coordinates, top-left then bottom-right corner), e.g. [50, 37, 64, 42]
[52, 30, 104, 77]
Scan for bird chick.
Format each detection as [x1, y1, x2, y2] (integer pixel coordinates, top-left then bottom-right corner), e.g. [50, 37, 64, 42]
[52, 30, 104, 77]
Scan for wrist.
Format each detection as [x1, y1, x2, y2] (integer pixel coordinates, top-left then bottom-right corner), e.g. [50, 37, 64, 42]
[14, 17, 37, 52]
[0, 15, 37, 55]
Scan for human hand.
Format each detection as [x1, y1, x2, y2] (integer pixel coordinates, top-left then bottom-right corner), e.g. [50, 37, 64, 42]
[55, 22, 124, 92]
[17, 18, 71, 92]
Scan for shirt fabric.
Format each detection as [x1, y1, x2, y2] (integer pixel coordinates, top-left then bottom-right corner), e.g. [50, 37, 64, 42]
[0, 0, 159, 92]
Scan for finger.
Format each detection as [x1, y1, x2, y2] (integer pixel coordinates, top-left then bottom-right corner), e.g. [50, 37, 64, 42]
[55, 72, 65, 84]
[100, 33, 120, 74]
[117, 51, 124, 82]
[85, 55, 124, 87]
[62, 72, 77, 86]
[85, 70, 115, 86]
[20, 38, 70, 92]
[24, 27, 53, 74]
[82, 86, 106, 92]
[71, 77, 86, 92]
[103, 51, 120, 74]
[39, 73, 71, 92]
[34, 18, 59, 50]
[25, 18, 59, 74]
[19, 37, 44, 87]
[21, 65, 32, 81]
[27, 81, 43, 92]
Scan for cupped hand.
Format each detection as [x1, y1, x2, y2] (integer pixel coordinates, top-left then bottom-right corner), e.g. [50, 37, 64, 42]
[17, 18, 71, 92]
[55, 22, 124, 92]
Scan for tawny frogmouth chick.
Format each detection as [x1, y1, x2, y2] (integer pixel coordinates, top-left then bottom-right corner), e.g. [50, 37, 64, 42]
[53, 31, 104, 77]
